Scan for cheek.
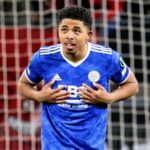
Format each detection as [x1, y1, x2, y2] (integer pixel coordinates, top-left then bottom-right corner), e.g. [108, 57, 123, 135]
[78, 35, 89, 42]
[58, 33, 64, 42]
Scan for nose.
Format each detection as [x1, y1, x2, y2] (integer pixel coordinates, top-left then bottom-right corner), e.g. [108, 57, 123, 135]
[66, 31, 74, 39]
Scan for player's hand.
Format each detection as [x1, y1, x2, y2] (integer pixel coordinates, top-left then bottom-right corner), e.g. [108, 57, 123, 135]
[78, 83, 113, 104]
[36, 80, 70, 103]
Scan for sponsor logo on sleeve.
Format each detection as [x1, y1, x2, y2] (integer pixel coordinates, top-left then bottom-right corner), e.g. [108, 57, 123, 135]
[120, 56, 126, 68]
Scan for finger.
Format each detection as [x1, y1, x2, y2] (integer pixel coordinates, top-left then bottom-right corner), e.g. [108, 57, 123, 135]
[78, 86, 89, 93]
[52, 85, 68, 94]
[78, 87, 92, 97]
[82, 83, 95, 93]
[78, 91, 91, 99]
[52, 100, 67, 103]
[93, 82, 104, 90]
[80, 99, 93, 104]
[55, 95, 70, 100]
[45, 80, 55, 88]
[51, 90, 69, 97]
[53, 91, 70, 99]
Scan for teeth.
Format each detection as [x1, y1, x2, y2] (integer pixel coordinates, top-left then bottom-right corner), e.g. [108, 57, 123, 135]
[67, 43, 73, 45]
[65, 43, 74, 49]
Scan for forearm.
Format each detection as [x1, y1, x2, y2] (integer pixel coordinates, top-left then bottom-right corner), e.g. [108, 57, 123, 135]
[110, 82, 138, 103]
[17, 81, 41, 102]
[17, 75, 70, 104]
[78, 75, 138, 105]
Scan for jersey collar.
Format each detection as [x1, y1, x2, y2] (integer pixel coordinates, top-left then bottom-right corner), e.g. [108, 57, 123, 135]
[60, 42, 91, 67]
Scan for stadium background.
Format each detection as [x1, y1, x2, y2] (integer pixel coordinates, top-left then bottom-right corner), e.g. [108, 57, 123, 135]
[0, 0, 150, 150]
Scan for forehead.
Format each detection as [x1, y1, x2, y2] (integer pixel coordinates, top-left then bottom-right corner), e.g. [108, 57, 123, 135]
[59, 18, 86, 28]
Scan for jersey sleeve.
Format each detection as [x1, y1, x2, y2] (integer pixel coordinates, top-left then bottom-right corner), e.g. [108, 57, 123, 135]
[109, 51, 130, 84]
[25, 51, 42, 84]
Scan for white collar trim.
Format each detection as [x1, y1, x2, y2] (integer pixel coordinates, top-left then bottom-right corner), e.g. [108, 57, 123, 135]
[60, 42, 91, 67]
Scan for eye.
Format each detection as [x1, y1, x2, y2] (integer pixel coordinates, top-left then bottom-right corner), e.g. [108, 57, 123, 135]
[73, 28, 81, 34]
[61, 28, 68, 32]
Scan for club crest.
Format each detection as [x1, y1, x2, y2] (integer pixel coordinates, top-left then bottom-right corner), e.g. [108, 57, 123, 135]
[88, 70, 100, 82]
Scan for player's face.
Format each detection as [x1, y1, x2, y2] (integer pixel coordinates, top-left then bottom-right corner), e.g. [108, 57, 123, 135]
[58, 19, 92, 57]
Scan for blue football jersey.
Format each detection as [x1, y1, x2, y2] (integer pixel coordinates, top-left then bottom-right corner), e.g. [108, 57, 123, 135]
[25, 42, 130, 150]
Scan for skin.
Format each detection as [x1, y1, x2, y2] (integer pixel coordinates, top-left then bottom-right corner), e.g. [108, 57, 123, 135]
[17, 18, 139, 104]
[78, 72, 138, 104]
[58, 19, 92, 62]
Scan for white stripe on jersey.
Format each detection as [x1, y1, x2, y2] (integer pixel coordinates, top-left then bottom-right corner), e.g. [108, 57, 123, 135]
[66, 99, 82, 104]
[40, 44, 61, 55]
[91, 44, 112, 55]
[121, 64, 127, 76]
[119, 69, 131, 84]
[24, 70, 36, 84]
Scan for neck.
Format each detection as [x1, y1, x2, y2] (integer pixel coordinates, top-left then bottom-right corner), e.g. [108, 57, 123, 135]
[62, 43, 88, 63]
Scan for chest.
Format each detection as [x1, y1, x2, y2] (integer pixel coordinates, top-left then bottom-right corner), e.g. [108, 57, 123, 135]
[41, 57, 110, 89]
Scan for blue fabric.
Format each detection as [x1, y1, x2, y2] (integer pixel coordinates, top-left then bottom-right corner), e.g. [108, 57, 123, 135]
[25, 43, 130, 150]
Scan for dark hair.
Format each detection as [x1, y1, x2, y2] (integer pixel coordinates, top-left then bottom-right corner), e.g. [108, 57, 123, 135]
[57, 6, 92, 30]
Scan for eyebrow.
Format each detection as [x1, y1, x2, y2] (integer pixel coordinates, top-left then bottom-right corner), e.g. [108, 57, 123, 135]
[61, 25, 68, 28]
[60, 25, 81, 30]
[73, 26, 81, 30]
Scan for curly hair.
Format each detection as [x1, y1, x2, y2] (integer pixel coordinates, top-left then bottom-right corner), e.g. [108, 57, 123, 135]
[57, 6, 92, 30]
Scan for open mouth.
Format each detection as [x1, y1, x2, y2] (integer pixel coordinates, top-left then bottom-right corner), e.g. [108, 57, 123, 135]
[65, 43, 76, 50]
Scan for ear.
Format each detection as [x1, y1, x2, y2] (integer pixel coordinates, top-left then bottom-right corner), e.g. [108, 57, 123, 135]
[87, 31, 93, 40]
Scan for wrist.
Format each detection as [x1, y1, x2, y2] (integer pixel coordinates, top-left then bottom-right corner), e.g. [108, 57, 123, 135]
[107, 93, 115, 104]
[34, 91, 43, 103]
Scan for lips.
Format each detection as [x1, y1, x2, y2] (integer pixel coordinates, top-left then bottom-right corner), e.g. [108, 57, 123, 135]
[64, 43, 76, 49]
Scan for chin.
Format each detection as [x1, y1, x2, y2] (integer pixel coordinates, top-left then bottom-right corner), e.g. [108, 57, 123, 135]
[65, 48, 75, 53]
[66, 51, 75, 55]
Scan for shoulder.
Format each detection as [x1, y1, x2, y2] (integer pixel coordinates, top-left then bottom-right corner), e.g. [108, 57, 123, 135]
[90, 43, 113, 55]
[30, 44, 61, 64]
[90, 43, 121, 60]
[39, 44, 61, 55]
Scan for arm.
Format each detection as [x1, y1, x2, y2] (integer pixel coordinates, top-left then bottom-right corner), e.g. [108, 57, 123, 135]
[17, 71, 70, 103]
[78, 71, 139, 104]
